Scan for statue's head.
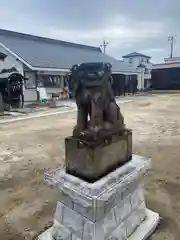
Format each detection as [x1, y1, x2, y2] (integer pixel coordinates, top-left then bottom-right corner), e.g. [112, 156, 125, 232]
[70, 62, 112, 83]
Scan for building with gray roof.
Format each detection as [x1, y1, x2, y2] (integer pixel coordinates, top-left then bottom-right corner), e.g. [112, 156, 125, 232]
[0, 29, 137, 74]
[0, 29, 138, 101]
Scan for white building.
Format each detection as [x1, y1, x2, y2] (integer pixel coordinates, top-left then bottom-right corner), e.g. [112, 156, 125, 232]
[152, 57, 180, 70]
[0, 29, 138, 102]
[122, 52, 152, 90]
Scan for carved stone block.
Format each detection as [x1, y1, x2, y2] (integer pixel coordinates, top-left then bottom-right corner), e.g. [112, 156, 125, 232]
[65, 129, 132, 182]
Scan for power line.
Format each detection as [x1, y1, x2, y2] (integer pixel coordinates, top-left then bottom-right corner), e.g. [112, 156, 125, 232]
[168, 36, 176, 58]
[100, 40, 109, 53]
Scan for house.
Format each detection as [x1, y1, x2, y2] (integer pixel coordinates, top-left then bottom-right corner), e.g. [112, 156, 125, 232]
[122, 52, 152, 90]
[0, 29, 138, 101]
[152, 57, 180, 90]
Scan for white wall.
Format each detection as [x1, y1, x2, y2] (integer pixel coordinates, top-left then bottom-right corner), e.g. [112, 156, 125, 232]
[0, 45, 24, 74]
[164, 57, 180, 63]
[123, 56, 140, 68]
[23, 88, 37, 102]
[123, 56, 152, 89]
[0, 46, 37, 101]
[123, 56, 152, 70]
[23, 71, 37, 102]
[137, 71, 144, 90]
[153, 62, 180, 69]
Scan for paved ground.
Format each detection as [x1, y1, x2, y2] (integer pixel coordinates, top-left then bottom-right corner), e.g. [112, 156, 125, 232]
[0, 94, 180, 239]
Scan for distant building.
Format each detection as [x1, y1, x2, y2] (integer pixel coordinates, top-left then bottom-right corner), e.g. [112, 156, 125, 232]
[0, 29, 138, 101]
[152, 57, 180, 90]
[122, 52, 152, 90]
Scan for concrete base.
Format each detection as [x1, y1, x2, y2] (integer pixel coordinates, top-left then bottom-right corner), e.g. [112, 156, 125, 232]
[39, 209, 160, 240]
[39, 155, 159, 240]
[129, 210, 160, 240]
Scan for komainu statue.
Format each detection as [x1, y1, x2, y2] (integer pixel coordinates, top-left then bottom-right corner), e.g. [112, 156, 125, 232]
[70, 62, 125, 141]
[66, 62, 132, 182]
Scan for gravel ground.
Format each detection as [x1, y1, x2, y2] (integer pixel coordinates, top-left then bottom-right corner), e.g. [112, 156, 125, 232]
[0, 94, 180, 239]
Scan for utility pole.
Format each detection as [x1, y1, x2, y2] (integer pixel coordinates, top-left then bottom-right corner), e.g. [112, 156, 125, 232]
[100, 40, 109, 53]
[168, 36, 175, 58]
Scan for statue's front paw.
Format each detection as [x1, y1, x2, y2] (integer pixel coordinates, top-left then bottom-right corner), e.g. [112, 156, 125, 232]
[73, 125, 79, 136]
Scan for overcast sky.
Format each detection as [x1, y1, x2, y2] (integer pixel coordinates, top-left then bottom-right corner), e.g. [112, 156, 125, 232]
[0, 0, 180, 63]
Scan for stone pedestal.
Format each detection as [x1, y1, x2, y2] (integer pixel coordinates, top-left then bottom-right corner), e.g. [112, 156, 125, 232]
[39, 155, 160, 240]
[65, 129, 132, 182]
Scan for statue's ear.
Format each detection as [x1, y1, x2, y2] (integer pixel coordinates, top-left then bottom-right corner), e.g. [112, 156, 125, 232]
[71, 64, 78, 72]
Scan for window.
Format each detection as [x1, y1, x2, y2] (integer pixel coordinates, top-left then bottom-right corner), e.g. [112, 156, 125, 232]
[146, 59, 149, 63]
[37, 75, 63, 88]
[144, 68, 149, 74]
[24, 72, 36, 89]
[129, 58, 133, 64]
[141, 57, 144, 62]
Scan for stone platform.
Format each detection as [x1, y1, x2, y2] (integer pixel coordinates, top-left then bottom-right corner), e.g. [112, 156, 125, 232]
[39, 155, 160, 240]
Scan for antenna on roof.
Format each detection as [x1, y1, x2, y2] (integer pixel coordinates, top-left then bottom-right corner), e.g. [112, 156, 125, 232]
[168, 36, 176, 58]
[100, 40, 109, 53]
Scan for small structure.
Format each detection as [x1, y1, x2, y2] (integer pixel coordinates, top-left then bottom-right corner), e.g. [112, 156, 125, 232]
[0, 67, 25, 113]
[39, 62, 160, 240]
